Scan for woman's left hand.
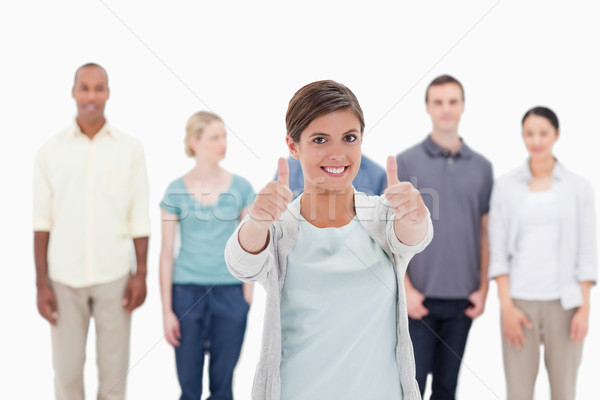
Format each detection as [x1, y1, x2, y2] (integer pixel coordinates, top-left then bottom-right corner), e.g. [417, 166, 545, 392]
[570, 306, 589, 344]
[385, 156, 429, 245]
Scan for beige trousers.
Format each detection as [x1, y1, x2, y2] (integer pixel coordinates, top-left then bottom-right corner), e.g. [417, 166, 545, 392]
[502, 299, 583, 400]
[50, 275, 131, 400]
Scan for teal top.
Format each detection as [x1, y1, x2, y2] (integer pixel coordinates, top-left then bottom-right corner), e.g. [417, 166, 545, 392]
[160, 175, 254, 285]
[280, 218, 402, 400]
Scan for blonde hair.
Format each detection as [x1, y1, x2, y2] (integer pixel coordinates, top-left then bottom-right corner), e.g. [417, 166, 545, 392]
[184, 111, 223, 157]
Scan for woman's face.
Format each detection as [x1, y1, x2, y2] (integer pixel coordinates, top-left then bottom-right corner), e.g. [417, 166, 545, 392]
[190, 120, 227, 163]
[286, 109, 362, 193]
[522, 114, 559, 161]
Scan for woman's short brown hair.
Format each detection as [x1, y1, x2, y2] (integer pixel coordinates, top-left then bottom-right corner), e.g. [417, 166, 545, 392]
[184, 111, 223, 157]
[285, 80, 365, 142]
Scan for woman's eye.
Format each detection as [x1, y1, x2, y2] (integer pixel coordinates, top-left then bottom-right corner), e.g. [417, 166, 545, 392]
[344, 135, 357, 142]
[313, 137, 326, 144]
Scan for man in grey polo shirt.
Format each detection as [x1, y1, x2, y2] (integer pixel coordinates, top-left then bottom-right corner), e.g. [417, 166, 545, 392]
[395, 75, 493, 399]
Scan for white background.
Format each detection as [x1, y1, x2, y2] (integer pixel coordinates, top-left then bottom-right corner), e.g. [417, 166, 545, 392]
[1, 1, 599, 399]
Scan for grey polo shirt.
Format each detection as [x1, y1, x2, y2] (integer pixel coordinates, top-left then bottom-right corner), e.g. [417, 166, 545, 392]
[396, 136, 493, 299]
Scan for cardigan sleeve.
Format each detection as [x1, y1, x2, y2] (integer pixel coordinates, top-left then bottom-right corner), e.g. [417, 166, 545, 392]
[225, 215, 275, 286]
[386, 210, 434, 257]
[576, 179, 598, 283]
[375, 191, 434, 258]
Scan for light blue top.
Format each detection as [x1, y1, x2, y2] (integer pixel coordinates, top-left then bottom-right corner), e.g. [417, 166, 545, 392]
[280, 218, 402, 400]
[160, 175, 254, 285]
[225, 192, 434, 400]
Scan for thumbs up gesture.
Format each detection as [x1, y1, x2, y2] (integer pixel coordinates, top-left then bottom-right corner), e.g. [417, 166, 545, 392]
[240, 158, 294, 253]
[250, 157, 293, 226]
[384, 156, 429, 245]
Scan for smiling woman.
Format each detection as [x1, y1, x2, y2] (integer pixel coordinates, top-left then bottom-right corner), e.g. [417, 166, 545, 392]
[7, 2, 600, 399]
[225, 79, 434, 400]
[287, 109, 362, 199]
[489, 106, 597, 400]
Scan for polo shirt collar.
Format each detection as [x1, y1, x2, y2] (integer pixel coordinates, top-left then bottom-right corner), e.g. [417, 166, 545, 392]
[516, 158, 566, 182]
[422, 135, 473, 159]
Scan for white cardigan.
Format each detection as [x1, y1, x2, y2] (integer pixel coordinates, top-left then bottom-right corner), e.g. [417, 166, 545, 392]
[225, 191, 433, 400]
[488, 161, 597, 309]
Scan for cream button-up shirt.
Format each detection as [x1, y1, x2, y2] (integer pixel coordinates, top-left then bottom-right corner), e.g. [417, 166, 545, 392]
[33, 122, 150, 288]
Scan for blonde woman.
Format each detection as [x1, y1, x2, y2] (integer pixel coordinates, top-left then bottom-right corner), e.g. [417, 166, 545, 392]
[489, 106, 597, 399]
[159, 111, 254, 400]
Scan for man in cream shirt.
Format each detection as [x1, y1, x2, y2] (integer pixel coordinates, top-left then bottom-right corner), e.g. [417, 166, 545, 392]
[33, 63, 150, 400]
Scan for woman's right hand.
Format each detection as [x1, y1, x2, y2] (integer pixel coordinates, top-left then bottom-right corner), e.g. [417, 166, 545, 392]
[239, 158, 293, 254]
[163, 310, 181, 347]
[248, 157, 293, 230]
[500, 304, 532, 349]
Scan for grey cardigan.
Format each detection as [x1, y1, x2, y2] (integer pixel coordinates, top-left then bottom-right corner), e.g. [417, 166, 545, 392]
[225, 191, 434, 400]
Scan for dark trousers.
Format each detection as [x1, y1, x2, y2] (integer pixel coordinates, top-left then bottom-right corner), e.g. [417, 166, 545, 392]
[172, 284, 249, 400]
[409, 298, 473, 400]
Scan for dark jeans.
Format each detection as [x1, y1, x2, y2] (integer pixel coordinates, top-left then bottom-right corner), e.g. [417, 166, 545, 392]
[409, 298, 473, 400]
[172, 284, 249, 400]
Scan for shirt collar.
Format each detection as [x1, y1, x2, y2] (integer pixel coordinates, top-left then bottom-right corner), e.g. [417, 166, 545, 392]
[71, 119, 114, 139]
[516, 158, 565, 182]
[421, 134, 473, 159]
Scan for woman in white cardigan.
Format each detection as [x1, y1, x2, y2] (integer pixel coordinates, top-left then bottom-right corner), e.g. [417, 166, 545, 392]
[226, 80, 433, 400]
[488, 106, 597, 400]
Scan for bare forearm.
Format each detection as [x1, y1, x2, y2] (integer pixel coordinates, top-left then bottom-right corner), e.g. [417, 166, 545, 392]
[479, 257, 490, 291]
[133, 237, 149, 276]
[394, 219, 428, 246]
[580, 281, 592, 310]
[34, 231, 50, 287]
[479, 214, 490, 290]
[242, 282, 254, 303]
[238, 220, 270, 254]
[495, 274, 513, 308]
[404, 274, 415, 291]
[159, 252, 174, 312]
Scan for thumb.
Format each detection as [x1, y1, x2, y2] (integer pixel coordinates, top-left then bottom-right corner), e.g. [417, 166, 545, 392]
[49, 297, 58, 321]
[570, 322, 577, 340]
[174, 321, 182, 339]
[122, 285, 131, 306]
[386, 155, 400, 187]
[277, 157, 289, 188]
